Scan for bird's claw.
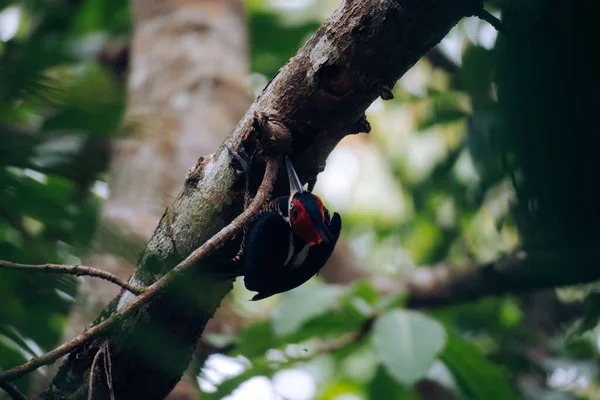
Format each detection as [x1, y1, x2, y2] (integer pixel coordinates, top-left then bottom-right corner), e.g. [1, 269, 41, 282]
[225, 142, 256, 209]
[225, 142, 253, 176]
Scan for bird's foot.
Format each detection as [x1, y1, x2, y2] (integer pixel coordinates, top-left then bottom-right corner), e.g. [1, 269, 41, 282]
[225, 143, 256, 208]
[225, 142, 253, 177]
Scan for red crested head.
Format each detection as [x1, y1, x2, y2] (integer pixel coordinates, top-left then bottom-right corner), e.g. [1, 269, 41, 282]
[289, 193, 331, 245]
[285, 156, 333, 245]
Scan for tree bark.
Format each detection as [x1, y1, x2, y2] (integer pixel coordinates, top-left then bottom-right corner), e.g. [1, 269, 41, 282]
[41, 0, 479, 398]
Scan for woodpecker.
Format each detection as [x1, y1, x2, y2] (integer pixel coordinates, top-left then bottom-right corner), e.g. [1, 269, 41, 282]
[230, 148, 342, 300]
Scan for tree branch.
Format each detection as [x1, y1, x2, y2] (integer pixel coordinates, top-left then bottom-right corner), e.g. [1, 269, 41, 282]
[405, 248, 600, 308]
[0, 158, 279, 384]
[0, 381, 28, 400]
[324, 246, 600, 308]
[474, 7, 505, 33]
[426, 47, 460, 75]
[0, 261, 145, 295]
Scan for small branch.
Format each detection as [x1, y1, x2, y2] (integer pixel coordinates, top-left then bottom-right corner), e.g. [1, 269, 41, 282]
[103, 345, 115, 400]
[316, 317, 374, 354]
[86, 343, 114, 400]
[0, 381, 28, 400]
[426, 47, 460, 75]
[88, 349, 103, 400]
[475, 8, 506, 34]
[0, 157, 280, 383]
[0, 260, 145, 295]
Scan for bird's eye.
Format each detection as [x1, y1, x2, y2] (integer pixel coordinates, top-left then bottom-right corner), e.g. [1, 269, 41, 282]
[289, 202, 294, 211]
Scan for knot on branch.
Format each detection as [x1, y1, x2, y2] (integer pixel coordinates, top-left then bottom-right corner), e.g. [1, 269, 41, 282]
[253, 113, 293, 157]
[348, 113, 371, 135]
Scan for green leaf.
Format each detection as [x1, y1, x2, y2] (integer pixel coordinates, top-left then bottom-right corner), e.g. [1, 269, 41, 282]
[285, 311, 362, 344]
[572, 291, 600, 335]
[249, 11, 320, 77]
[375, 293, 407, 313]
[0, 332, 31, 394]
[235, 286, 370, 358]
[273, 284, 344, 337]
[319, 380, 364, 400]
[346, 279, 380, 305]
[232, 321, 286, 359]
[338, 342, 379, 384]
[41, 102, 124, 134]
[441, 329, 518, 400]
[367, 366, 418, 400]
[371, 310, 446, 385]
[1, 172, 73, 229]
[417, 92, 470, 131]
[460, 45, 495, 96]
[338, 280, 378, 326]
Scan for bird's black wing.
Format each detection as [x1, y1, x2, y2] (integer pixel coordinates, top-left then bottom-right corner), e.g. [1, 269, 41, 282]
[308, 211, 342, 274]
[242, 211, 291, 293]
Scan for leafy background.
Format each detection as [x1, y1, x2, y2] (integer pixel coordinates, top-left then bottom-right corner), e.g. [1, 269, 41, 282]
[1, 0, 598, 399]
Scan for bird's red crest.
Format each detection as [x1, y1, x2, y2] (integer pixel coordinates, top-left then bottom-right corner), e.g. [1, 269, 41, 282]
[290, 196, 326, 245]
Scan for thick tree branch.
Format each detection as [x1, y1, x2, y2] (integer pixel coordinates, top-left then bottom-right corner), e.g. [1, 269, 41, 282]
[0, 261, 145, 295]
[323, 247, 600, 308]
[405, 248, 600, 307]
[0, 158, 279, 385]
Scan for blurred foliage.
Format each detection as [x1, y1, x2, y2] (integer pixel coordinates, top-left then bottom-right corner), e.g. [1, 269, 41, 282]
[249, 10, 320, 78]
[1, 0, 599, 399]
[0, 0, 126, 394]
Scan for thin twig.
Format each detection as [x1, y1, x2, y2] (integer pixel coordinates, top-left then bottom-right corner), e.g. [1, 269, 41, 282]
[315, 317, 374, 354]
[0, 260, 145, 295]
[475, 8, 506, 33]
[0, 156, 280, 383]
[103, 344, 115, 400]
[0, 381, 28, 400]
[86, 343, 114, 400]
[88, 348, 103, 400]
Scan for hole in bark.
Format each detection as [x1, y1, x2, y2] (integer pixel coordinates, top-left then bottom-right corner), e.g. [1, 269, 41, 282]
[185, 157, 206, 187]
[317, 65, 356, 99]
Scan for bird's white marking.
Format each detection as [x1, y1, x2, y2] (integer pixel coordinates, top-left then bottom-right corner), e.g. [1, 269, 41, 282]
[275, 201, 290, 225]
[283, 232, 295, 266]
[290, 244, 311, 268]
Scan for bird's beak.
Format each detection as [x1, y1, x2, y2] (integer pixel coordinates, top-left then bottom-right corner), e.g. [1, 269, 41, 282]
[286, 156, 304, 196]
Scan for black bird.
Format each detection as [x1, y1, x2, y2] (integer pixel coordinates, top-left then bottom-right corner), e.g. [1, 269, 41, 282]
[233, 151, 342, 300]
